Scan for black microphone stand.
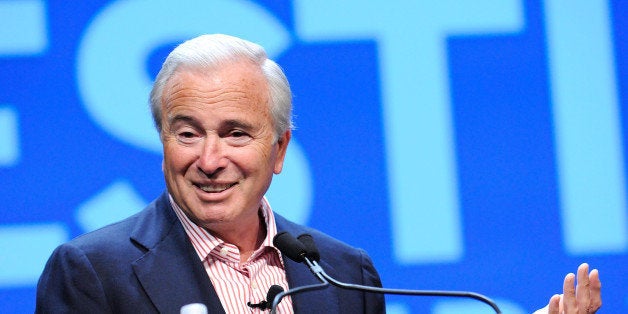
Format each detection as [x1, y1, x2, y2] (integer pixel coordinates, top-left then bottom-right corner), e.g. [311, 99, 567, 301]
[311, 258, 502, 313]
[271, 232, 502, 314]
[298, 233, 502, 314]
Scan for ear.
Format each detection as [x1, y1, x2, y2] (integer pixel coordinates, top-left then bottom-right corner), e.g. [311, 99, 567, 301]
[273, 130, 291, 174]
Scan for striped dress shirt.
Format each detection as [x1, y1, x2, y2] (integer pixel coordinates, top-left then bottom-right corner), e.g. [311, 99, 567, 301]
[170, 195, 294, 313]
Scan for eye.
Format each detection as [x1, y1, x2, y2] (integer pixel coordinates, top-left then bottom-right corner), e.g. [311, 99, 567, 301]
[175, 130, 201, 144]
[226, 129, 252, 145]
[231, 130, 248, 137]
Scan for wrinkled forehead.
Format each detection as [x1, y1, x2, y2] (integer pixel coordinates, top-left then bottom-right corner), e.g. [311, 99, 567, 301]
[160, 62, 272, 117]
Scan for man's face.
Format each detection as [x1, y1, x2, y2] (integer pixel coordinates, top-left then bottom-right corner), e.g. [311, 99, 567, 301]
[160, 60, 290, 231]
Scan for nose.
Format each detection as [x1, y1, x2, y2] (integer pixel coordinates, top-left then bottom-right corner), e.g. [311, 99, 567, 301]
[197, 135, 228, 177]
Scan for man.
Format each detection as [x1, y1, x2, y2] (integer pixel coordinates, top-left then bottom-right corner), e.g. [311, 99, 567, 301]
[36, 34, 383, 313]
[36, 34, 601, 313]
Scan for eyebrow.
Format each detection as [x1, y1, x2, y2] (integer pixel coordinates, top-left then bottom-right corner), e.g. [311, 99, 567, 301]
[222, 119, 255, 131]
[167, 115, 256, 132]
[167, 114, 198, 127]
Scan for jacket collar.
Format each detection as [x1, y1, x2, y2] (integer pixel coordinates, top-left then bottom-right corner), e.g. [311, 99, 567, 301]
[129, 192, 224, 313]
[129, 192, 339, 313]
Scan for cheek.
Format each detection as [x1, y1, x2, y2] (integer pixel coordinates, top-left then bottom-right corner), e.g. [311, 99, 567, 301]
[163, 144, 197, 174]
[241, 145, 274, 170]
[162, 157, 180, 184]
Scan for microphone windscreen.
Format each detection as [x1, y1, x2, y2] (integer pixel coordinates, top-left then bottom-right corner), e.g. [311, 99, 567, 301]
[273, 232, 307, 262]
[266, 285, 284, 303]
[297, 234, 321, 262]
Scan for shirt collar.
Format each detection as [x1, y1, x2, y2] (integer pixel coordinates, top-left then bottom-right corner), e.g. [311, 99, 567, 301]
[169, 194, 283, 263]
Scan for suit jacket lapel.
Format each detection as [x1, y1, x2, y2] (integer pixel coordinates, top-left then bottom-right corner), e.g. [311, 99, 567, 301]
[129, 194, 340, 313]
[130, 193, 225, 314]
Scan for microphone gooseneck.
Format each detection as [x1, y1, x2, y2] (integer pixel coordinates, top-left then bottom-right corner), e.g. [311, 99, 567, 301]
[275, 232, 503, 314]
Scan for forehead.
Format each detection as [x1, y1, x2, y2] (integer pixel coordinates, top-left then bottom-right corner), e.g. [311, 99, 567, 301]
[161, 60, 270, 114]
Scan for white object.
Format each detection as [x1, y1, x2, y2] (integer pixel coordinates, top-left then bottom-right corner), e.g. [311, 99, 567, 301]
[180, 303, 208, 314]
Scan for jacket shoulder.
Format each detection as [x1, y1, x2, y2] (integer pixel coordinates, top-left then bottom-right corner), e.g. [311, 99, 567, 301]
[56, 192, 175, 266]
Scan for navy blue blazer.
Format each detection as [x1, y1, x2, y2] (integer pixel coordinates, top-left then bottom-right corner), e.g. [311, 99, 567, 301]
[36, 192, 385, 313]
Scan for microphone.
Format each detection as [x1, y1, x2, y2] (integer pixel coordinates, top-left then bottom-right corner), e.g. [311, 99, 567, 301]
[274, 231, 308, 262]
[293, 233, 503, 314]
[273, 232, 328, 281]
[269, 232, 330, 314]
[296, 234, 320, 262]
[247, 285, 285, 310]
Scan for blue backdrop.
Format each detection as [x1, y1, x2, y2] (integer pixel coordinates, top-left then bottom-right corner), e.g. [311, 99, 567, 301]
[1, 1, 626, 313]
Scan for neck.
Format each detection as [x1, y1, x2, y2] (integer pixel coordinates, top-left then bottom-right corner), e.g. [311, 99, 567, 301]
[205, 211, 267, 262]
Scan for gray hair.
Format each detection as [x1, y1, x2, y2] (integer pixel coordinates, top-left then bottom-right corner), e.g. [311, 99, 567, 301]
[149, 34, 293, 139]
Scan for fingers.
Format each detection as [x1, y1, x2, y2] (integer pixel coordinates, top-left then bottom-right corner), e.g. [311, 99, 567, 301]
[547, 294, 562, 314]
[589, 268, 602, 312]
[562, 263, 602, 313]
[537, 264, 602, 314]
[562, 272, 577, 312]
[576, 263, 591, 312]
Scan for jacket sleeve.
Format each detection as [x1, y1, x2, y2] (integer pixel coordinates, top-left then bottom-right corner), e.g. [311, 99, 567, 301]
[35, 244, 111, 313]
[359, 249, 386, 313]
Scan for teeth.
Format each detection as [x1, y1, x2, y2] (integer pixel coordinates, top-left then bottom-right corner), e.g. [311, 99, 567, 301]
[199, 183, 234, 192]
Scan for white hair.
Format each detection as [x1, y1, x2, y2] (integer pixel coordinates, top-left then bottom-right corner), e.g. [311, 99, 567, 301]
[149, 34, 293, 139]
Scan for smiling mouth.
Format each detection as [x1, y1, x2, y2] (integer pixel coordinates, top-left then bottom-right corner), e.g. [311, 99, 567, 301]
[195, 183, 237, 193]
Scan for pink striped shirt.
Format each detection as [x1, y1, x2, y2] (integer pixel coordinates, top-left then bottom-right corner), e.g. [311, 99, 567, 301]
[170, 195, 294, 313]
